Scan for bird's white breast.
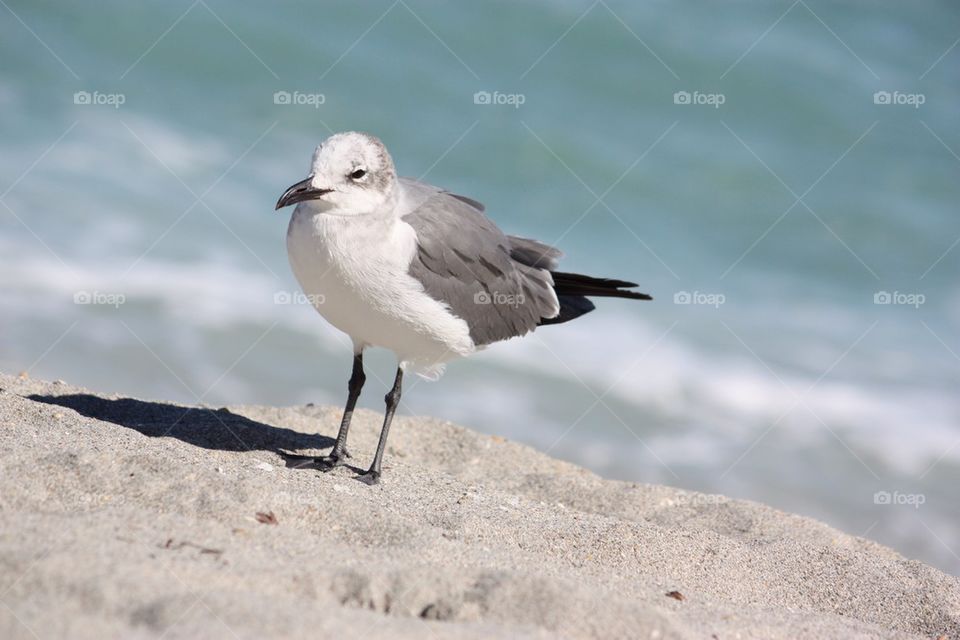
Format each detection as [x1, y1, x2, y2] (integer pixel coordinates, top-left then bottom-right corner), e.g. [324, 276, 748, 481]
[286, 205, 475, 376]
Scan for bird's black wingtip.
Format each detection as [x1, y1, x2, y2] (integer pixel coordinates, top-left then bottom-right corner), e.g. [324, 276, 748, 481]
[550, 271, 653, 302]
[614, 281, 653, 301]
[619, 290, 653, 301]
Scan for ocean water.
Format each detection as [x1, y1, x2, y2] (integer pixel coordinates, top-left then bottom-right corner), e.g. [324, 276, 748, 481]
[2, 1, 958, 574]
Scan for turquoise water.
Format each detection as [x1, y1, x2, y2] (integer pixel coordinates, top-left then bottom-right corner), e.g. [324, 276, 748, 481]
[2, 1, 958, 574]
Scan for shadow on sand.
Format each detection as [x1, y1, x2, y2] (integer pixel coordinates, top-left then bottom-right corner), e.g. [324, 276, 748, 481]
[27, 393, 356, 471]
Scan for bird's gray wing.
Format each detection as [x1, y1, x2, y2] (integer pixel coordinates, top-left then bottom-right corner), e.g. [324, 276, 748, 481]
[403, 190, 560, 347]
[505, 235, 562, 270]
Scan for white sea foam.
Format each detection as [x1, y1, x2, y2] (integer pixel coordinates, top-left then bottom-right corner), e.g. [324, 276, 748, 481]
[53, 113, 232, 178]
[2, 256, 333, 339]
[480, 312, 960, 473]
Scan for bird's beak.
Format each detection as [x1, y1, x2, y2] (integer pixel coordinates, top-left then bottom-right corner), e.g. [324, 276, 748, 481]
[275, 177, 332, 210]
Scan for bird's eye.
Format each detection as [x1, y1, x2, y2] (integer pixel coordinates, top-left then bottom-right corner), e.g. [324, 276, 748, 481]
[350, 169, 366, 180]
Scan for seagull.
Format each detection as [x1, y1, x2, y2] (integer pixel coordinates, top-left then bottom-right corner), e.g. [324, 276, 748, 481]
[275, 131, 651, 484]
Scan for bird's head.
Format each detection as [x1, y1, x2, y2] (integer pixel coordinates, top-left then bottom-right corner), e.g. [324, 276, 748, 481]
[275, 131, 398, 215]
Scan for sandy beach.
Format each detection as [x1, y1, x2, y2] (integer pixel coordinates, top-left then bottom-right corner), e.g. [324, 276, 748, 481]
[1, 371, 957, 639]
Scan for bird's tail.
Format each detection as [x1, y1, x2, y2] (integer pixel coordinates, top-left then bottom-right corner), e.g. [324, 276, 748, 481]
[539, 271, 652, 326]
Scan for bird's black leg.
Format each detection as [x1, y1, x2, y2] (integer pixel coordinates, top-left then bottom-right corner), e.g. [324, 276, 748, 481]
[357, 366, 403, 485]
[317, 352, 365, 470]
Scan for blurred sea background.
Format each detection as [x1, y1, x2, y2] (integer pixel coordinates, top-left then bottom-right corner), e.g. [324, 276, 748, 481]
[2, 1, 958, 574]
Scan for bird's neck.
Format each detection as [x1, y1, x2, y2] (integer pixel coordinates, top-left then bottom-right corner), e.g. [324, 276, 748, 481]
[291, 202, 399, 252]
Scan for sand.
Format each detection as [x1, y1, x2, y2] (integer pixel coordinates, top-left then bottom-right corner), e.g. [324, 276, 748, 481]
[1, 371, 957, 639]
